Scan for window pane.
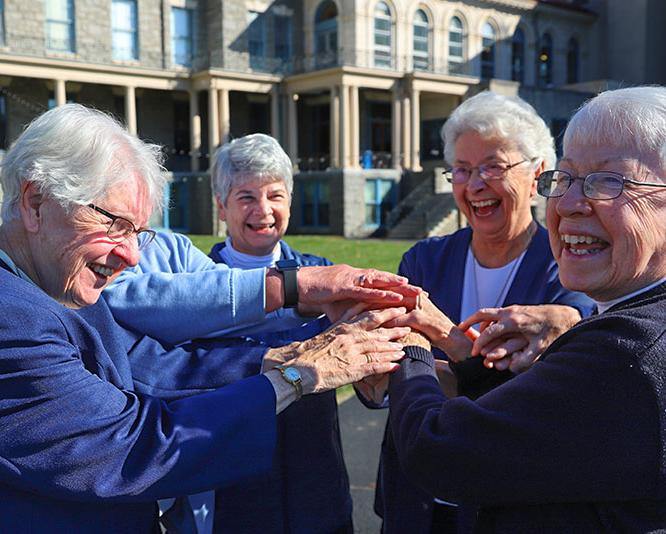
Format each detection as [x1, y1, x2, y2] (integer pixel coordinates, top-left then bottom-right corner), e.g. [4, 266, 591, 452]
[171, 7, 192, 66]
[112, 0, 137, 60]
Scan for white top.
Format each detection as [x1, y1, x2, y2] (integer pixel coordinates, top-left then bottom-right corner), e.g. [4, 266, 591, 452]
[218, 237, 281, 269]
[595, 276, 666, 314]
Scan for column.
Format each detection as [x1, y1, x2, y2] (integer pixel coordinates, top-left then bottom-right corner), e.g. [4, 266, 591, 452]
[391, 82, 401, 170]
[402, 92, 411, 169]
[189, 90, 201, 171]
[411, 88, 421, 171]
[339, 84, 349, 168]
[270, 86, 280, 141]
[55, 79, 66, 107]
[287, 93, 299, 168]
[329, 86, 340, 168]
[350, 85, 360, 169]
[208, 87, 219, 162]
[218, 88, 230, 145]
[124, 86, 137, 136]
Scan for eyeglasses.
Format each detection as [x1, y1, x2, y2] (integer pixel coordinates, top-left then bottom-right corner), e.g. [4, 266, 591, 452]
[444, 160, 530, 184]
[536, 170, 666, 200]
[87, 204, 156, 250]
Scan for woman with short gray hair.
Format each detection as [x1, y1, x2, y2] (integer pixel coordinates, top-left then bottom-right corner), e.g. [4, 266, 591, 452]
[372, 91, 593, 534]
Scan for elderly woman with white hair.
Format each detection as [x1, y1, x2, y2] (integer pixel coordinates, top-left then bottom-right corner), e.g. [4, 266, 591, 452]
[386, 86, 666, 531]
[0, 104, 417, 533]
[371, 91, 593, 534]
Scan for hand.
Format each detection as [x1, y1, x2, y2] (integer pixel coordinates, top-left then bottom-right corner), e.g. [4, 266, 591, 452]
[264, 307, 410, 394]
[354, 373, 390, 405]
[458, 304, 582, 373]
[296, 265, 422, 316]
[383, 293, 472, 362]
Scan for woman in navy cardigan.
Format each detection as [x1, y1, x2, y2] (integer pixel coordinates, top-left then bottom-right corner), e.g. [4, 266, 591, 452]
[389, 86, 666, 531]
[370, 92, 594, 534]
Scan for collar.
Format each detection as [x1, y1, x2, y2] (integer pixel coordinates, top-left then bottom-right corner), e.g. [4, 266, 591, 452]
[595, 276, 666, 313]
[0, 248, 37, 286]
[219, 237, 282, 269]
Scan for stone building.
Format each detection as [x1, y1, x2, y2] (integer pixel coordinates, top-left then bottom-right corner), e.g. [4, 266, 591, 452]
[0, 0, 659, 236]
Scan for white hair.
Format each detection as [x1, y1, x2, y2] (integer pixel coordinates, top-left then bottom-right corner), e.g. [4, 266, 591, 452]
[0, 103, 167, 221]
[564, 86, 666, 174]
[211, 133, 293, 205]
[442, 91, 556, 169]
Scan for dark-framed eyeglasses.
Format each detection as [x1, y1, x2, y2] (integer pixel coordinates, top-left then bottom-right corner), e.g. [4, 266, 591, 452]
[444, 159, 531, 184]
[87, 204, 156, 250]
[536, 170, 666, 200]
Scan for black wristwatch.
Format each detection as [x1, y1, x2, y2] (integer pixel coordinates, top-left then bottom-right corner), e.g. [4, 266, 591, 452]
[275, 259, 300, 308]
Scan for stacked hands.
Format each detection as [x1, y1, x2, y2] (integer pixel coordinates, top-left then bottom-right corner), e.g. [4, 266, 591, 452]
[264, 263, 579, 398]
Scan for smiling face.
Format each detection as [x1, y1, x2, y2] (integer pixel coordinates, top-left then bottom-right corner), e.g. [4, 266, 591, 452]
[24, 177, 151, 308]
[219, 177, 291, 256]
[452, 130, 538, 244]
[546, 143, 666, 301]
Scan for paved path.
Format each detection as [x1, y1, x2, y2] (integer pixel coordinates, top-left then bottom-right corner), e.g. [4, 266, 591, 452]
[338, 394, 388, 534]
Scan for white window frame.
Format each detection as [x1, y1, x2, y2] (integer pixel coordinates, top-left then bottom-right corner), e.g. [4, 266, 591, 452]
[112, 0, 139, 61]
[373, 1, 393, 69]
[412, 9, 429, 71]
[448, 16, 465, 75]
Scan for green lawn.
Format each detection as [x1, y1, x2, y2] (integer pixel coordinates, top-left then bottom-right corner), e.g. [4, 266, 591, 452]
[188, 234, 417, 273]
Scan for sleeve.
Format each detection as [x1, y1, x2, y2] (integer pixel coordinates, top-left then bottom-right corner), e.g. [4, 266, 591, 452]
[103, 232, 269, 344]
[0, 308, 277, 503]
[388, 320, 661, 505]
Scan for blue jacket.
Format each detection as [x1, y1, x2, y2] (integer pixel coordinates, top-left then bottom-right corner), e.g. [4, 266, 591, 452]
[375, 224, 595, 533]
[0, 266, 276, 533]
[210, 240, 353, 534]
[388, 283, 666, 532]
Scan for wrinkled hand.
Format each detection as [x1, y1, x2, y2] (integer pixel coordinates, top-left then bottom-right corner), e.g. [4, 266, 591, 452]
[383, 293, 472, 362]
[264, 307, 410, 394]
[458, 304, 582, 373]
[354, 373, 391, 405]
[296, 265, 422, 317]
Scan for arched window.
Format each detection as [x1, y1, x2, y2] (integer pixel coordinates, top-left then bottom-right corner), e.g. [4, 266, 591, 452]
[374, 1, 393, 68]
[448, 16, 465, 75]
[567, 37, 579, 83]
[315, 0, 338, 67]
[413, 9, 430, 71]
[538, 33, 553, 86]
[481, 22, 495, 79]
[511, 27, 525, 83]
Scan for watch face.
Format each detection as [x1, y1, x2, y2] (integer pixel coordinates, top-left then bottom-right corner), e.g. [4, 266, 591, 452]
[284, 367, 301, 382]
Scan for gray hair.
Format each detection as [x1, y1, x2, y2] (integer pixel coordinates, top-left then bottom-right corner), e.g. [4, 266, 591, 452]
[564, 86, 666, 174]
[442, 91, 556, 169]
[0, 103, 166, 222]
[211, 133, 293, 205]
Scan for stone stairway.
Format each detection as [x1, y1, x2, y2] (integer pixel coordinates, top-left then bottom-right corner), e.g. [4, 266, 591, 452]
[386, 170, 461, 239]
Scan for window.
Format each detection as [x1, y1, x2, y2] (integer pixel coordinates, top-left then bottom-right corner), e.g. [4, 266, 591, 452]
[413, 9, 429, 71]
[274, 14, 292, 66]
[365, 178, 395, 227]
[373, 2, 392, 68]
[171, 7, 193, 66]
[448, 16, 465, 75]
[481, 22, 495, 79]
[0, 93, 6, 149]
[301, 180, 330, 227]
[511, 27, 525, 83]
[112, 0, 138, 60]
[538, 33, 553, 87]
[0, 0, 5, 46]
[45, 0, 75, 52]
[247, 11, 265, 70]
[314, 0, 337, 67]
[567, 37, 579, 83]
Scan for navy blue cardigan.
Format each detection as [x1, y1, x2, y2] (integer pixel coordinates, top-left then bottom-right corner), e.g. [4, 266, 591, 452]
[209, 240, 352, 534]
[389, 282, 666, 532]
[375, 224, 594, 533]
[0, 266, 276, 533]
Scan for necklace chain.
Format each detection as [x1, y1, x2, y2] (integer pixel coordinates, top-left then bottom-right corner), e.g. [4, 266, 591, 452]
[471, 252, 523, 310]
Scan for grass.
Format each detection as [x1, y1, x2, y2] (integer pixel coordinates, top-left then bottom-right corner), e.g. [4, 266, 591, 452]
[188, 234, 417, 403]
[188, 234, 416, 273]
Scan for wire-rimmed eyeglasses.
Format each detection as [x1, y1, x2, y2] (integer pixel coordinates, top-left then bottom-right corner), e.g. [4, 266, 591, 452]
[444, 160, 531, 184]
[87, 204, 156, 250]
[536, 170, 666, 200]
